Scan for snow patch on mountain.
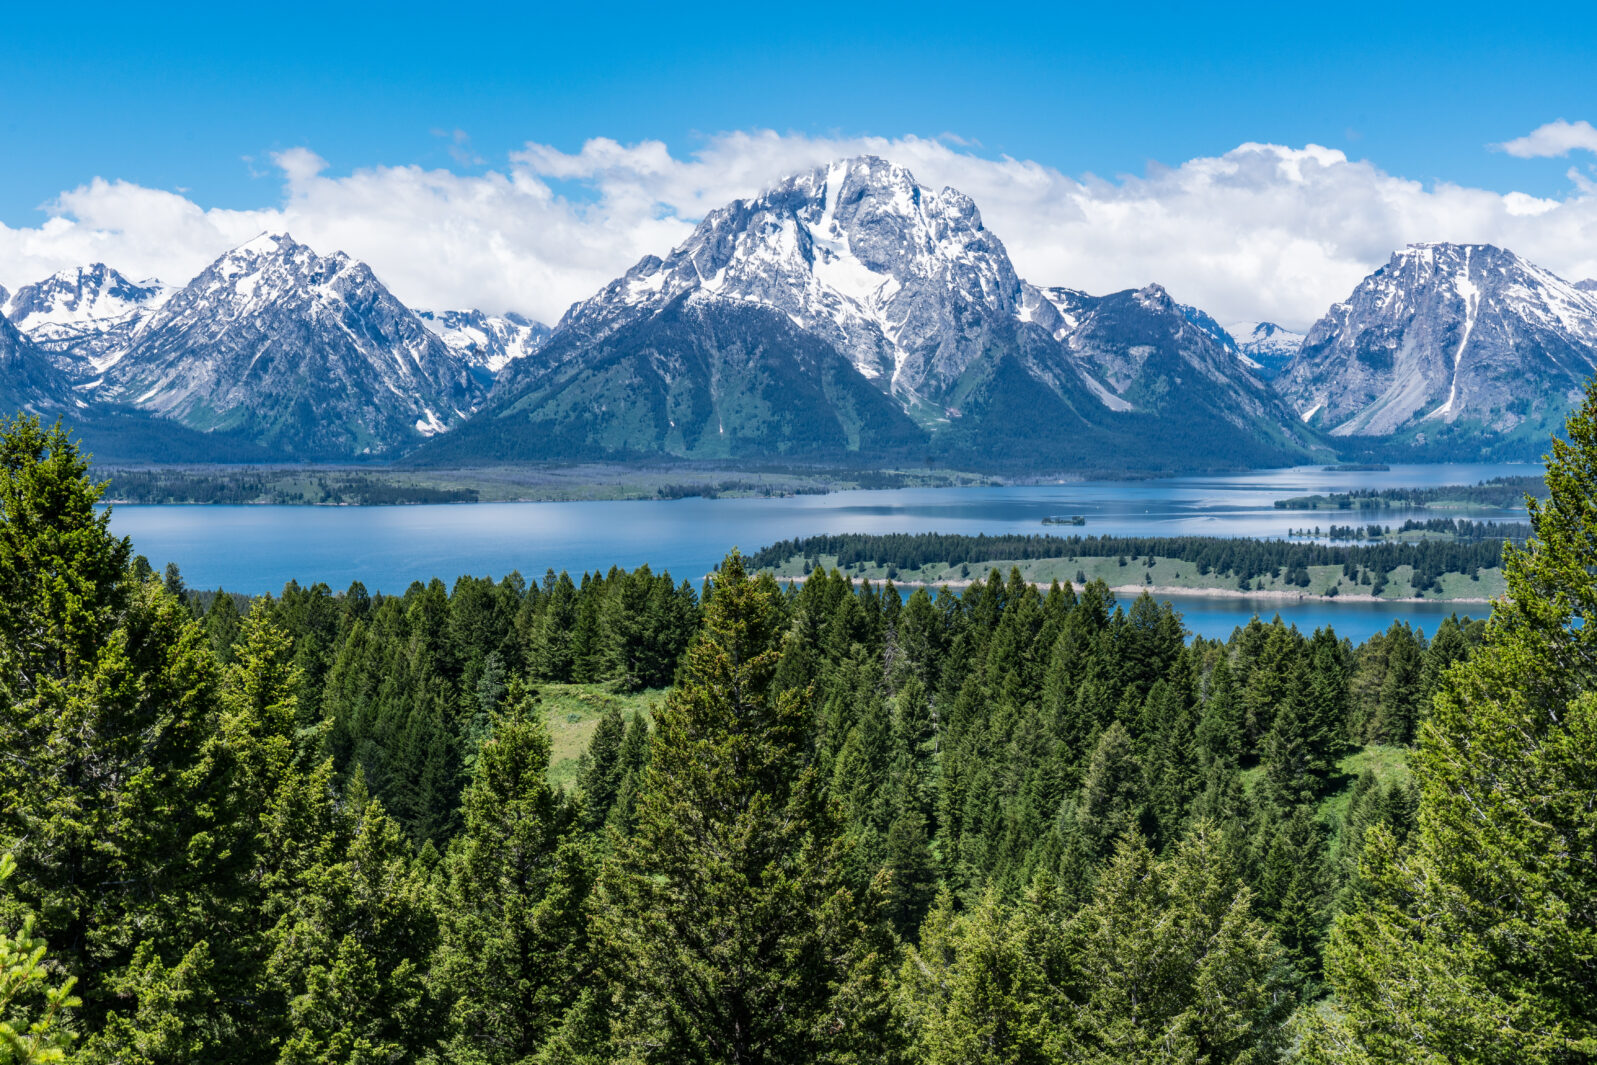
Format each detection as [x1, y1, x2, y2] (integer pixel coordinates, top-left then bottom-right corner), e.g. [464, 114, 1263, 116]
[416, 308, 550, 377]
[3, 264, 170, 375]
[1278, 242, 1597, 440]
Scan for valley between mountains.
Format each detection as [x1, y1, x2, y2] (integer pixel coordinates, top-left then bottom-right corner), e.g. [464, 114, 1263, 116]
[6, 157, 1597, 474]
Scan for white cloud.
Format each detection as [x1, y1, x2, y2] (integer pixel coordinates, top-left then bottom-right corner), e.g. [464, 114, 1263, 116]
[1495, 119, 1597, 159]
[4, 131, 1597, 330]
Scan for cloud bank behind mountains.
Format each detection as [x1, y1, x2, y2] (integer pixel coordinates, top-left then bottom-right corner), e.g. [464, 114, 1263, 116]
[3, 128, 1596, 331]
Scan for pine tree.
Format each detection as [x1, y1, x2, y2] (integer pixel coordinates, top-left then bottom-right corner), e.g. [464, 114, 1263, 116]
[0, 852, 80, 1063]
[1307, 381, 1597, 1063]
[1076, 722, 1145, 860]
[0, 417, 226, 1035]
[432, 684, 594, 1063]
[592, 552, 892, 1064]
[203, 589, 243, 666]
[901, 888, 1051, 1065]
[576, 704, 628, 832]
[1060, 826, 1292, 1064]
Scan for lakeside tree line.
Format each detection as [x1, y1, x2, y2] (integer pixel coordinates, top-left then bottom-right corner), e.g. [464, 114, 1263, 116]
[750, 529, 1516, 588]
[101, 469, 482, 505]
[1272, 473, 1547, 510]
[3, 405, 1595, 1063]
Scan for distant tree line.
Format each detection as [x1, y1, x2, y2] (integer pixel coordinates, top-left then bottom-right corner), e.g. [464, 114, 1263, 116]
[1306, 517, 1532, 543]
[100, 469, 481, 504]
[1273, 473, 1547, 510]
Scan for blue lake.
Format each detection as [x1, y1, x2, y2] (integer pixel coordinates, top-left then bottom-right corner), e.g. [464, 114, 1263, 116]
[106, 461, 1532, 642]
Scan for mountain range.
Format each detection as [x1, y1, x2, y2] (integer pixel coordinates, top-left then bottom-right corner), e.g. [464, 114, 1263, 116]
[4, 157, 1596, 470]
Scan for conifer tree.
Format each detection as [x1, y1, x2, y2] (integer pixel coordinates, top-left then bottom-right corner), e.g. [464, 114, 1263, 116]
[900, 888, 1051, 1065]
[592, 552, 891, 1064]
[0, 417, 225, 1034]
[432, 684, 594, 1063]
[0, 853, 80, 1064]
[1308, 381, 1597, 1063]
[1076, 722, 1145, 860]
[1060, 827, 1292, 1064]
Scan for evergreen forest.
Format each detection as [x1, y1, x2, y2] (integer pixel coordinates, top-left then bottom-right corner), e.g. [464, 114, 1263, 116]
[2, 388, 1595, 1063]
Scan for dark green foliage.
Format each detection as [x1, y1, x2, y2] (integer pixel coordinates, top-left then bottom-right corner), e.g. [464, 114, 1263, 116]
[432, 685, 594, 1063]
[27, 405, 1597, 1063]
[591, 552, 894, 1064]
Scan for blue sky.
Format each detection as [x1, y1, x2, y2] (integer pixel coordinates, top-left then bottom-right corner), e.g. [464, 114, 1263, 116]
[4, 0, 1594, 224]
[3, 1, 1596, 328]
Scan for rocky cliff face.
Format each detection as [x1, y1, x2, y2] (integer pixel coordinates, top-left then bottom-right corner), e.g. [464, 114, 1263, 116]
[1276, 243, 1597, 448]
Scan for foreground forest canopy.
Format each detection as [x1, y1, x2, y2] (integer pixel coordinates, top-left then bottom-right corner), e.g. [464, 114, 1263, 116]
[1, 399, 1595, 1063]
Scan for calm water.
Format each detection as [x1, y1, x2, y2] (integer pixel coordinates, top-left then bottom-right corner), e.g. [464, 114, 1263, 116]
[107, 462, 1530, 642]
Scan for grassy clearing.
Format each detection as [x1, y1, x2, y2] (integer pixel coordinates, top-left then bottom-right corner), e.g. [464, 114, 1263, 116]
[536, 682, 665, 790]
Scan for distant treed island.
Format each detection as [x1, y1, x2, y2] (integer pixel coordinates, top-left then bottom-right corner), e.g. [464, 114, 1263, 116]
[0, 389, 1593, 1062]
[748, 528, 1527, 600]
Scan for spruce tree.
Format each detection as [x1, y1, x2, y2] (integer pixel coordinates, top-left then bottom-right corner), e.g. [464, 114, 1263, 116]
[592, 552, 891, 1064]
[1307, 381, 1597, 1063]
[432, 684, 594, 1063]
[0, 417, 225, 1035]
[0, 852, 80, 1063]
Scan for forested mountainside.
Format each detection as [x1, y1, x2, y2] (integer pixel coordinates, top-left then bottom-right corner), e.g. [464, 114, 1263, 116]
[3, 396, 1594, 1061]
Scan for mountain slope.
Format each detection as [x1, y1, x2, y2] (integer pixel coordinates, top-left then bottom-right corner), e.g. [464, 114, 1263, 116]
[3, 264, 169, 377]
[1025, 284, 1315, 464]
[0, 312, 77, 417]
[100, 234, 485, 458]
[1277, 243, 1597, 454]
[421, 294, 926, 463]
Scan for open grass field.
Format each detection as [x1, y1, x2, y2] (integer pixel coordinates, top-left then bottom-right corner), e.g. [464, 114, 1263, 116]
[536, 682, 666, 790]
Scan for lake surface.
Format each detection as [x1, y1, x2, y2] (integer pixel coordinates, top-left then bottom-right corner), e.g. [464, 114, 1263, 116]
[108, 461, 1531, 642]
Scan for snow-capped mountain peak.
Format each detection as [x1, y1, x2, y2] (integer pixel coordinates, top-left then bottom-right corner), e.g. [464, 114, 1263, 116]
[3, 263, 171, 375]
[1226, 321, 1305, 379]
[95, 233, 484, 457]
[556, 155, 1025, 405]
[1277, 242, 1597, 442]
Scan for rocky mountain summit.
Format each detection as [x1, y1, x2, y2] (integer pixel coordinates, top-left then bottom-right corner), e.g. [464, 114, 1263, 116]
[92, 234, 485, 457]
[1276, 243, 1597, 451]
[432, 157, 1308, 470]
[1228, 322, 1305, 378]
[2, 263, 169, 377]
